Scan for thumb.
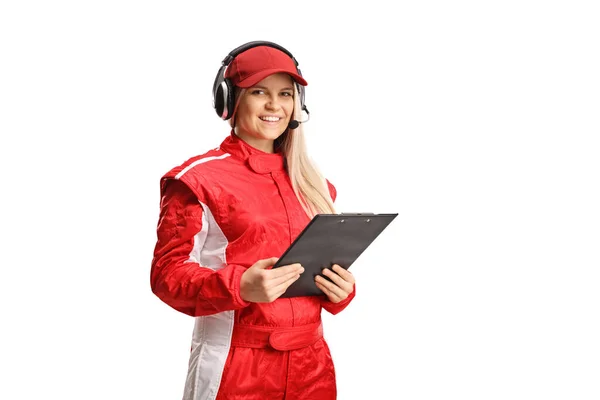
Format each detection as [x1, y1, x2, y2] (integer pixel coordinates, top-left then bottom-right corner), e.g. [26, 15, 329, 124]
[252, 257, 279, 270]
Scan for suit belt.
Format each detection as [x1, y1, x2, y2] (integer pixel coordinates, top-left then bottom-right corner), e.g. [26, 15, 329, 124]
[230, 321, 323, 351]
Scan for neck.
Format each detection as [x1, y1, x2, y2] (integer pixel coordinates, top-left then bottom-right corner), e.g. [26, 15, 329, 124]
[233, 130, 275, 153]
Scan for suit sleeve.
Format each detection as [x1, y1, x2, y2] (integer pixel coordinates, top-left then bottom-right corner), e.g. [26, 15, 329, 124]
[326, 179, 337, 203]
[320, 179, 356, 315]
[150, 179, 250, 317]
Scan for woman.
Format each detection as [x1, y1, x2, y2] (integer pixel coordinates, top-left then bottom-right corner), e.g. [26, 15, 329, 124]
[150, 41, 356, 400]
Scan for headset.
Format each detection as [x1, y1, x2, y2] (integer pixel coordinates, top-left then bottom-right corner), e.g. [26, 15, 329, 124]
[212, 40, 307, 121]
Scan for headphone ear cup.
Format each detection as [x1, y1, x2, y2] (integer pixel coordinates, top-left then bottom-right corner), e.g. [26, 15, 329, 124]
[213, 65, 229, 120]
[223, 79, 235, 120]
[213, 81, 225, 119]
[214, 78, 236, 120]
[296, 83, 305, 110]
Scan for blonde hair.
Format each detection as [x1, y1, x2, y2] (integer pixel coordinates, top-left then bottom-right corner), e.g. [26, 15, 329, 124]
[229, 85, 336, 217]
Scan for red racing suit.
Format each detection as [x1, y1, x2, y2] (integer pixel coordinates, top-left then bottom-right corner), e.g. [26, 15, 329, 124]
[151, 132, 355, 400]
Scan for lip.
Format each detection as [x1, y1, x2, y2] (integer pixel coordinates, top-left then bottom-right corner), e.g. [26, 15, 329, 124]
[259, 116, 284, 124]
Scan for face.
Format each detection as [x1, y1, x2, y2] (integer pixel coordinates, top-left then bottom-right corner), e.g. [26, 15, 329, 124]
[234, 73, 295, 153]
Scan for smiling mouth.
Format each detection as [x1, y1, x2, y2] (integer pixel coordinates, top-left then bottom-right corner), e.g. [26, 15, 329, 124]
[259, 116, 282, 122]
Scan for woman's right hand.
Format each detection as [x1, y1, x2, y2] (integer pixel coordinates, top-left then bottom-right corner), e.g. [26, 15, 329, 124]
[240, 257, 304, 303]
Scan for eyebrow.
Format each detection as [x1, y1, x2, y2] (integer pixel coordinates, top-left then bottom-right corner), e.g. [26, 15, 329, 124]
[252, 86, 294, 91]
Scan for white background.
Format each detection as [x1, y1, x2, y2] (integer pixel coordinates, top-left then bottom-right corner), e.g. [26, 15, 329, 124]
[1, 1, 599, 399]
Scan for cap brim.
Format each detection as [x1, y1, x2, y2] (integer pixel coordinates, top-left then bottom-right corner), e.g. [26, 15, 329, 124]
[235, 69, 308, 88]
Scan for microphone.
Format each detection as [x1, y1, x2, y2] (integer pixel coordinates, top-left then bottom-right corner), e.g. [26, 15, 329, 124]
[288, 107, 310, 129]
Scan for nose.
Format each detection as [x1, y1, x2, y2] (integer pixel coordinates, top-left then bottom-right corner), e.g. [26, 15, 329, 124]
[265, 94, 281, 110]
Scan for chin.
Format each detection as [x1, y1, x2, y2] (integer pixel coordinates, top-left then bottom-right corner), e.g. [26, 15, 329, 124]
[260, 128, 286, 139]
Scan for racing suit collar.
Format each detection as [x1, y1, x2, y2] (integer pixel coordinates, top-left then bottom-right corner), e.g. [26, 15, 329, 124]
[220, 131, 285, 174]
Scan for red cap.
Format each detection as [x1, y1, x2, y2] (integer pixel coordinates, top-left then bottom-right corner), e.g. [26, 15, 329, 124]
[224, 46, 308, 88]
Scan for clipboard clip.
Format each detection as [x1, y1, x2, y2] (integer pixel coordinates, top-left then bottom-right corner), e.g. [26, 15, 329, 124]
[339, 213, 375, 215]
[338, 213, 375, 223]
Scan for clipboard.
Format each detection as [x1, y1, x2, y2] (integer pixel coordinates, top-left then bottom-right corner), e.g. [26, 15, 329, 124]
[273, 213, 398, 298]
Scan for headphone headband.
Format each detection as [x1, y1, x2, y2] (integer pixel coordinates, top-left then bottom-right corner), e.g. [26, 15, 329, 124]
[222, 41, 299, 67]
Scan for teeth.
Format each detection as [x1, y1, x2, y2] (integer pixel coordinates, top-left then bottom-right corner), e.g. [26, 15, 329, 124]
[260, 116, 280, 122]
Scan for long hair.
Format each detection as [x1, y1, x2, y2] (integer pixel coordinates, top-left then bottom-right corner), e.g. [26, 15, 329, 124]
[229, 85, 336, 217]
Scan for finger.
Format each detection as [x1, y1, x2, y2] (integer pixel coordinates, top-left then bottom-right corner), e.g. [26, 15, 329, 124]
[269, 273, 301, 296]
[331, 264, 355, 284]
[253, 257, 280, 270]
[268, 263, 304, 278]
[321, 268, 354, 293]
[315, 280, 341, 303]
[266, 268, 304, 289]
[315, 274, 347, 300]
[272, 278, 298, 299]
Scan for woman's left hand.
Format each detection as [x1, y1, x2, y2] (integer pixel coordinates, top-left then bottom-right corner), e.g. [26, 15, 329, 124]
[315, 264, 355, 303]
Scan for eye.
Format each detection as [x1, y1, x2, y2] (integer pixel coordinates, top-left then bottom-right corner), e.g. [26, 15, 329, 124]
[281, 91, 293, 97]
[250, 89, 265, 95]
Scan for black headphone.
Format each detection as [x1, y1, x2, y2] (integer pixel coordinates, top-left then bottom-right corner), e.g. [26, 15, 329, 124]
[212, 40, 307, 121]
